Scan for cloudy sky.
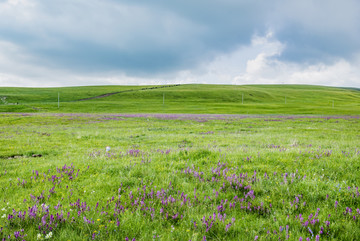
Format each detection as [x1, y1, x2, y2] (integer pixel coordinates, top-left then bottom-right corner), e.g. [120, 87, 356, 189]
[0, 0, 359, 87]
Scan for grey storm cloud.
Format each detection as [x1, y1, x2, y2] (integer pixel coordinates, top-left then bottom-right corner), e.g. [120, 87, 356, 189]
[272, 0, 360, 63]
[0, 0, 359, 77]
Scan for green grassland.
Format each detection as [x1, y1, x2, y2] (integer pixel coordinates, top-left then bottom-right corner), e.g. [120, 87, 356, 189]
[0, 113, 360, 240]
[0, 84, 359, 240]
[0, 84, 359, 114]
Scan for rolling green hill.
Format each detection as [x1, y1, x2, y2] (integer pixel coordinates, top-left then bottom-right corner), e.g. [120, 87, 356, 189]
[0, 84, 359, 114]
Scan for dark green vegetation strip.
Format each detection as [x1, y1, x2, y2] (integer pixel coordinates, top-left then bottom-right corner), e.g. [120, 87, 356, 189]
[0, 84, 359, 114]
[76, 85, 180, 101]
[0, 114, 359, 240]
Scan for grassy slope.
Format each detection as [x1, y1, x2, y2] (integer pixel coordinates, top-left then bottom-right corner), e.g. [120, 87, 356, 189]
[0, 84, 359, 114]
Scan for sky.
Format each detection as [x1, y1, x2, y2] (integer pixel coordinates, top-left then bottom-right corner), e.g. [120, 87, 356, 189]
[0, 0, 359, 88]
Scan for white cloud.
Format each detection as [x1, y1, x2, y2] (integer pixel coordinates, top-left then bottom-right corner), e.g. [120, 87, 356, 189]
[288, 60, 360, 87]
[168, 32, 360, 88]
[230, 34, 360, 87]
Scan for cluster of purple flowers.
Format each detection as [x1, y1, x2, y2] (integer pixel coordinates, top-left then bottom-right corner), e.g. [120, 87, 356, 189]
[2, 148, 360, 241]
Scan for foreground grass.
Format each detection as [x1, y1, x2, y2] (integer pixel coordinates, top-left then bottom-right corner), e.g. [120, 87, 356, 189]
[0, 113, 359, 240]
[0, 84, 359, 114]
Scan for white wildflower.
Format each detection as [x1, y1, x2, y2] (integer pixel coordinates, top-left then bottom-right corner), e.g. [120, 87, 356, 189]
[37, 233, 43, 240]
[45, 231, 53, 239]
[1, 214, 6, 218]
[106, 146, 111, 152]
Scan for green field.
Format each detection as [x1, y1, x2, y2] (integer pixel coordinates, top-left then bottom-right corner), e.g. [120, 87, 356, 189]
[1, 113, 359, 240]
[0, 84, 359, 240]
[0, 84, 359, 115]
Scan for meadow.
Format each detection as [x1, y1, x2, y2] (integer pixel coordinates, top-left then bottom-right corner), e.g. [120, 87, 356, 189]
[1, 112, 359, 240]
